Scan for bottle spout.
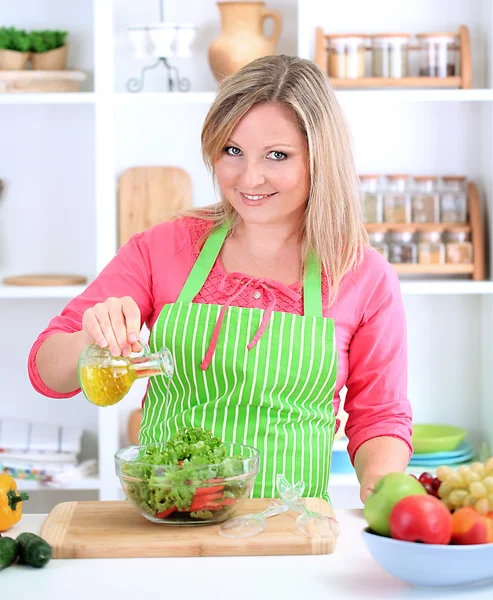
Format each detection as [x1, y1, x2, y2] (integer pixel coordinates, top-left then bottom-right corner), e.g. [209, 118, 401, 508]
[129, 346, 174, 380]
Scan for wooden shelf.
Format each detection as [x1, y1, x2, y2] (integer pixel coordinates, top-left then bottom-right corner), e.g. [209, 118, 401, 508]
[0, 70, 87, 94]
[315, 25, 472, 90]
[365, 223, 471, 233]
[330, 77, 462, 89]
[393, 264, 474, 275]
[365, 182, 484, 280]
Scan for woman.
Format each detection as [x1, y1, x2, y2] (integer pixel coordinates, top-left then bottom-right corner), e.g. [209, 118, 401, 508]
[29, 55, 412, 503]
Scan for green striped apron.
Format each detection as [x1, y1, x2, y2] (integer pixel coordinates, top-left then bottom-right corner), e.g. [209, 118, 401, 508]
[139, 224, 338, 499]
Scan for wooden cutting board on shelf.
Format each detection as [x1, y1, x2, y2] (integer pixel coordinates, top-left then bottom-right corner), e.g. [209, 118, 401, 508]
[118, 166, 192, 247]
[40, 499, 338, 558]
[2, 274, 87, 286]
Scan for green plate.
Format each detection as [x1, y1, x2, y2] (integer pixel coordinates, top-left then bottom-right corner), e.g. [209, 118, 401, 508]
[412, 424, 467, 454]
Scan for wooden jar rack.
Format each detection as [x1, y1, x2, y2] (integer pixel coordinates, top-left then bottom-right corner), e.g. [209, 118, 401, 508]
[365, 182, 484, 280]
[315, 25, 472, 89]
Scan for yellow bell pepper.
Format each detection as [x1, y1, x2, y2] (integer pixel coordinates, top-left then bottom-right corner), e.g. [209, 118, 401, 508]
[0, 474, 29, 532]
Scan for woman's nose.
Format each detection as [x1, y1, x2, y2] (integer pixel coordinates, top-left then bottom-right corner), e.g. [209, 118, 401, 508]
[239, 160, 266, 190]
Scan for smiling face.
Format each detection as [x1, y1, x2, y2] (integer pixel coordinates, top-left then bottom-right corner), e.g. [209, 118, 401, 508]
[214, 102, 310, 228]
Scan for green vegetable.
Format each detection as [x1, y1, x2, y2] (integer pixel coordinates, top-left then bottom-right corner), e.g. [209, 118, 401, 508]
[122, 427, 248, 521]
[0, 27, 30, 53]
[29, 30, 67, 53]
[16, 533, 51, 568]
[0, 536, 18, 571]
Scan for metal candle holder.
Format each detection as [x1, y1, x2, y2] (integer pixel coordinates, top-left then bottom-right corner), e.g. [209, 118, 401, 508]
[126, 0, 193, 93]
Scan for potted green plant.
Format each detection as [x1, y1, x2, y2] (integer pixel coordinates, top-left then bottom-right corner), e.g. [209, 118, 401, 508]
[0, 27, 31, 70]
[29, 29, 68, 70]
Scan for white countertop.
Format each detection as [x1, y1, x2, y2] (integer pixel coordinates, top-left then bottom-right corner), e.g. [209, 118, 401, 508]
[2, 509, 493, 600]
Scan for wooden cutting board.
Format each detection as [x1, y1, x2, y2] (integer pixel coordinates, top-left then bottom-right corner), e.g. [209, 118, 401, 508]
[2, 274, 87, 286]
[40, 499, 338, 558]
[118, 166, 192, 247]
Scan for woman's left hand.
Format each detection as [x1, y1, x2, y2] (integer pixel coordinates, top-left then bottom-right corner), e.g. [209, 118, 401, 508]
[359, 473, 384, 504]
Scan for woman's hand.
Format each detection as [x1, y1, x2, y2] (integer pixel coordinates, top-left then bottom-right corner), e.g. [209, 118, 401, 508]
[354, 437, 411, 505]
[359, 473, 385, 504]
[81, 296, 142, 357]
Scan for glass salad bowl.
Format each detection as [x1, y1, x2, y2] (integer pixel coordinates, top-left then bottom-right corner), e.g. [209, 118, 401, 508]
[115, 442, 260, 525]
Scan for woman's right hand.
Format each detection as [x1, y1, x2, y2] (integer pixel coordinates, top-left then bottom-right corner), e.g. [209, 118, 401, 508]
[81, 296, 142, 357]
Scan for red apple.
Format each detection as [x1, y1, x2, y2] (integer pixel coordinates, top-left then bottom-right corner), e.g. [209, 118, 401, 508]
[389, 494, 453, 544]
[451, 507, 493, 545]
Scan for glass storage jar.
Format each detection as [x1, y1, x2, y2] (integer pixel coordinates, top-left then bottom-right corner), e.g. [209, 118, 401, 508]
[388, 231, 417, 264]
[412, 176, 440, 223]
[445, 231, 473, 264]
[327, 34, 366, 79]
[360, 174, 383, 222]
[370, 33, 411, 78]
[384, 175, 412, 223]
[368, 231, 389, 260]
[416, 32, 459, 77]
[418, 231, 445, 265]
[440, 176, 468, 223]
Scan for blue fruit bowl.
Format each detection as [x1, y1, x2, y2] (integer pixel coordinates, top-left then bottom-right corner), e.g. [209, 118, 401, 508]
[362, 528, 493, 588]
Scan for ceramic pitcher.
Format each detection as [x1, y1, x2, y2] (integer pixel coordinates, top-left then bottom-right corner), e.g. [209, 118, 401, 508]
[208, 1, 282, 82]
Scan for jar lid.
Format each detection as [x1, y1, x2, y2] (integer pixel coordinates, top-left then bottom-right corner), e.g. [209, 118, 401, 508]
[442, 175, 467, 181]
[390, 231, 414, 243]
[419, 231, 442, 242]
[359, 174, 381, 179]
[446, 230, 471, 242]
[414, 175, 438, 181]
[369, 231, 386, 243]
[386, 174, 410, 179]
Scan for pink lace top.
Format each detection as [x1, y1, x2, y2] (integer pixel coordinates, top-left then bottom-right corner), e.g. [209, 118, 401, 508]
[28, 217, 412, 463]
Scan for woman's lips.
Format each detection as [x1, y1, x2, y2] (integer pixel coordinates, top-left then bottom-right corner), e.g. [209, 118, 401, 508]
[239, 191, 278, 206]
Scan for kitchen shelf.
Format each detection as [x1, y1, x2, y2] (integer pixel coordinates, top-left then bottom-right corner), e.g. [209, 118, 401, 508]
[394, 264, 474, 275]
[366, 223, 471, 234]
[0, 284, 88, 299]
[335, 89, 493, 102]
[399, 280, 493, 294]
[16, 477, 101, 492]
[115, 89, 493, 105]
[115, 91, 217, 105]
[0, 92, 96, 105]
[316, 24, 472, 90]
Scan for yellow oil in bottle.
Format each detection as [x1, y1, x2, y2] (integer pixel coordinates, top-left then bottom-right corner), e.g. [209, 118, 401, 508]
[78, 365, 137, 407]
[78, 343, 174, 407]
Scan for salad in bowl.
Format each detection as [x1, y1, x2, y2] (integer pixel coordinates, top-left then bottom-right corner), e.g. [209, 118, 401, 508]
[115, 427, 260, 525]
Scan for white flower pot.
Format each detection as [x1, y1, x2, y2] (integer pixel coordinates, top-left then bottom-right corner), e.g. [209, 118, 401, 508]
[127, 26, 151, 58]
[148, 23, 177, 58]
[174, 24, 197, 58]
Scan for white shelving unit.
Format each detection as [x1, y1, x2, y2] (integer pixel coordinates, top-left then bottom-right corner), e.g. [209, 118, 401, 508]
[2, 0, 493, 511]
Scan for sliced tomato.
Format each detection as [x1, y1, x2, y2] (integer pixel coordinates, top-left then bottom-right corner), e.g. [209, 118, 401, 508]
[194, 485, 225, 496]
[156, 507, 176, 518]
[190, 494, 224, 512]
[220, 498, 238, 506]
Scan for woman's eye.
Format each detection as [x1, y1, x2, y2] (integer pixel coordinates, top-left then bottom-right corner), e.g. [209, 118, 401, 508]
[267, 150, 287, 161]
[224, 146, 242, 156]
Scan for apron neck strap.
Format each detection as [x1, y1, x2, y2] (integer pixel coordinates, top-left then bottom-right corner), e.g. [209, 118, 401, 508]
[303, 252, 323, 318]
[177, 222, 323, 317]
[177, 223, 229, 303]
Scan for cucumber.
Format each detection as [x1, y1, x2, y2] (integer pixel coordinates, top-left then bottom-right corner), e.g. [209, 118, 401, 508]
[16, 533, 51, 568]
[0, 536, 18, 570]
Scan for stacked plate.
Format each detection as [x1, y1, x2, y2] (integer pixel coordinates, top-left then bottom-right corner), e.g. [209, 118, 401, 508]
[409, 424, 475, 469]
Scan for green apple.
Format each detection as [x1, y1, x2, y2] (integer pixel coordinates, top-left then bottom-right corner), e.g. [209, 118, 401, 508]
[364, 473, 427, 537]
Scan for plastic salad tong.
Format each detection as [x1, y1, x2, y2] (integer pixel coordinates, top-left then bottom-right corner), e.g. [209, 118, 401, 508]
[218, 481, 304, 538]
[276, 474, 341, 539]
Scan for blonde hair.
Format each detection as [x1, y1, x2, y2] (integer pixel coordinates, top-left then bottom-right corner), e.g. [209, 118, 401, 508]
[189, 54, 368, 305]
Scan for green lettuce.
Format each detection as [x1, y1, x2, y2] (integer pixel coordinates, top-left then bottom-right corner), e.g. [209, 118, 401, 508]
[121, 427, 248, 517]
